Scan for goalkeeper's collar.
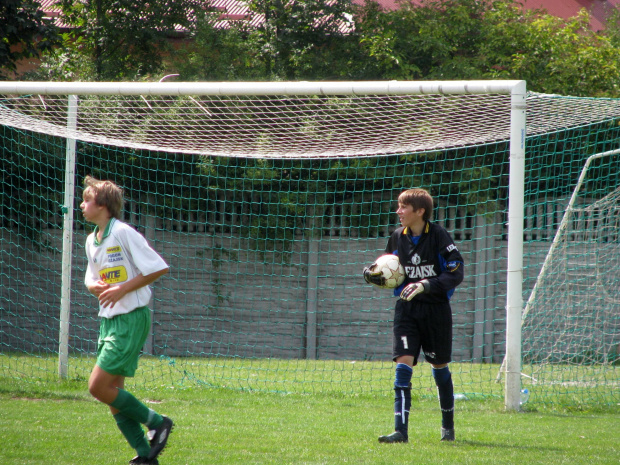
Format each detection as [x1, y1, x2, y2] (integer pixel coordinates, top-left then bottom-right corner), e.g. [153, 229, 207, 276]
[403, 221, 430, 237]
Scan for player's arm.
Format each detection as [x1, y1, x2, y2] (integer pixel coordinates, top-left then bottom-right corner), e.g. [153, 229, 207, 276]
[87, 280, 110, 298]
[404, 260, 462, 298]
[84, 254, 109, 297]
[409, 249, 463, 300]
[98, 267, 169, 308]
[401, 233, 464, 301]
[400, 259, 462, 301]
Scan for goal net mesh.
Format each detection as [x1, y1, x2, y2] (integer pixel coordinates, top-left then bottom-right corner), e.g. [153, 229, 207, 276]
[521, 154, 620, 404]
[1, 85, 619, 407]
[0, 93, 515, 158]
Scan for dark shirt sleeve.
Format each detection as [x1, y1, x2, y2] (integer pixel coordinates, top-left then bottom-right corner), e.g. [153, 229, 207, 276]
[424, 228, 464, 297]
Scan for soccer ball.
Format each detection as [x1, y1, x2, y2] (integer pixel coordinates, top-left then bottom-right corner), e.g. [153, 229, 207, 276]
[371, 254, 405, 289]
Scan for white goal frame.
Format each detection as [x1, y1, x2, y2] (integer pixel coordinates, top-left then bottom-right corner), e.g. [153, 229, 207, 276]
[0, 80, 527, 410]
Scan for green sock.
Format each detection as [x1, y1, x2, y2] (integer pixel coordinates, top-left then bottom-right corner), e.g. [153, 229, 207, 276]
[114, 413, 151, 458]
[110, 389, 163, 429]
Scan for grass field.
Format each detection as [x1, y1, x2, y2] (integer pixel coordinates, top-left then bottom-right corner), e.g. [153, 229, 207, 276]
[1, 356, 619, 465]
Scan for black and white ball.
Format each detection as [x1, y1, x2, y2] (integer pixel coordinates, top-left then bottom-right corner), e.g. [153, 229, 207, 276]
[372, 254, 405, 289]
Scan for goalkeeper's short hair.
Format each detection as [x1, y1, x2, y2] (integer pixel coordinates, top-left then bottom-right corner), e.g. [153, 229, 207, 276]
[398, 188, 433, 221]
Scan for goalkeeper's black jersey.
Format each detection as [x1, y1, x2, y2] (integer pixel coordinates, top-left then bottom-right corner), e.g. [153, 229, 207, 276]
[385, 221, 464, 303]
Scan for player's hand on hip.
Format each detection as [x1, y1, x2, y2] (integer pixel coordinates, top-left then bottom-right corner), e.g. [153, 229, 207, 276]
[88, 280, 109, 298]
[98, 285, 125, 308]
[400, 281, 427, 301]
[363, 264, 385, 287]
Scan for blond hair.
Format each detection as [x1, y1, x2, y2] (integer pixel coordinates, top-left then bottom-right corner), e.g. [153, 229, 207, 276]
[83, 176, 124, 219]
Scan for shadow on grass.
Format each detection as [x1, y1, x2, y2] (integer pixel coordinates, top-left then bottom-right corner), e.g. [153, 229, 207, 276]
[455, 440, 563, 452]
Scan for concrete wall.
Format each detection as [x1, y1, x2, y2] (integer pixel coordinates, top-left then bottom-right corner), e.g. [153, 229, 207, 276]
[1, 217, 526, 364]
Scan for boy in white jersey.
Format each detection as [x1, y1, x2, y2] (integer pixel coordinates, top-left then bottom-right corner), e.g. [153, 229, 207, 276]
[81, 176, 172, 465]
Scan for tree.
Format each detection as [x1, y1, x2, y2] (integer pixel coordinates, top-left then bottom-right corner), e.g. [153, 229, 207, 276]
[354, 0, 620, 97]
[0, 0, 61, 79]
[244, 0, 357, 80]
[481, 5, 620, 97]
[170, 9, 263, 81]
[52, 0, 201, 81]
[355, 0, 493, 80]
[172, 0, 363, 81]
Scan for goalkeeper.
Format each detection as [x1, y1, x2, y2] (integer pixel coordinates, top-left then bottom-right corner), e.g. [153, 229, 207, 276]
[363, 188, 464, 443]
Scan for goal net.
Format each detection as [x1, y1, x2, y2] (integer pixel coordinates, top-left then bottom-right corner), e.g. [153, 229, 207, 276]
[521, 150, 620, 405]
[1, 81, 619, 408]
[0, 82, 518, 158]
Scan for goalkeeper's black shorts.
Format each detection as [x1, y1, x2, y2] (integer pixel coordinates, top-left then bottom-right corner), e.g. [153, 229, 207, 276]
[392, 298, 453, 366]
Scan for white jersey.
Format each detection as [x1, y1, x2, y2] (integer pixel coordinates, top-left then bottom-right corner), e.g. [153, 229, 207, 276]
[84, 218, 168, 318]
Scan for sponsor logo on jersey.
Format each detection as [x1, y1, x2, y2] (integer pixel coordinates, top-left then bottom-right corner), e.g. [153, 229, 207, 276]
[100, 266, 127, 284]
[447, 243, 458, 252]
[411, 253, 421, 265]
[447, 261, 461, 272]
[106, 246, 124, 263]
[405, 264, 437, 279]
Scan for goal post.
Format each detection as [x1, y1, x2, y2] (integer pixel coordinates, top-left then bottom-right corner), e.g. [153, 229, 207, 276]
[58, 95, 78, 379]
[505, 81, 526, 411]
[0, 80, 530, 407]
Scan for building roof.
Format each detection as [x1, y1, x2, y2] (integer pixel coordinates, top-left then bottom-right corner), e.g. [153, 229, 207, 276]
[522, 0, 620, 30]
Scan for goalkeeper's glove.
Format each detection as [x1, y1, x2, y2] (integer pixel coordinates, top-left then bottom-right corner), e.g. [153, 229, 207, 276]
[363, 264, 386, 287]
[400, 280, 429, 301]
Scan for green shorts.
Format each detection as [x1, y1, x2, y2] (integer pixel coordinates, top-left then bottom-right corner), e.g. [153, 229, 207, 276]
[96, 306, 151, 377]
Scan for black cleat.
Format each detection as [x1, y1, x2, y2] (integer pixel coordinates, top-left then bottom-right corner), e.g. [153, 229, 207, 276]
[129, 456, 159, 464]
[147, 415, 174, 460]
[378, 431, 408, 443]
[441, 427, 455, 441]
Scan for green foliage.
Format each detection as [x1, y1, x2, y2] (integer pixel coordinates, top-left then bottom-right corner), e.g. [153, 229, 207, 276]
[356, 0, 496, 80]
[21, 0, 620, 96]
[482, 6, 620, 97]
[0, 0, 61, 79]
[245, 0, 356, 79]
[173, 0, 363, 81]
[48, 0, 201, 81]
[603, 7, 620, 48]
[171, 10, 262, 81]
[354, 0, 620, 97]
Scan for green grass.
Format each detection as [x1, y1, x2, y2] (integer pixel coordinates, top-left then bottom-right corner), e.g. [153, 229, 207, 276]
[1, 374, 619, 465]
[3, 353, 618, 408]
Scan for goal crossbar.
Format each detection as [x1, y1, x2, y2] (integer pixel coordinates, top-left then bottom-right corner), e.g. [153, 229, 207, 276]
[0, 80, 525, 96]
